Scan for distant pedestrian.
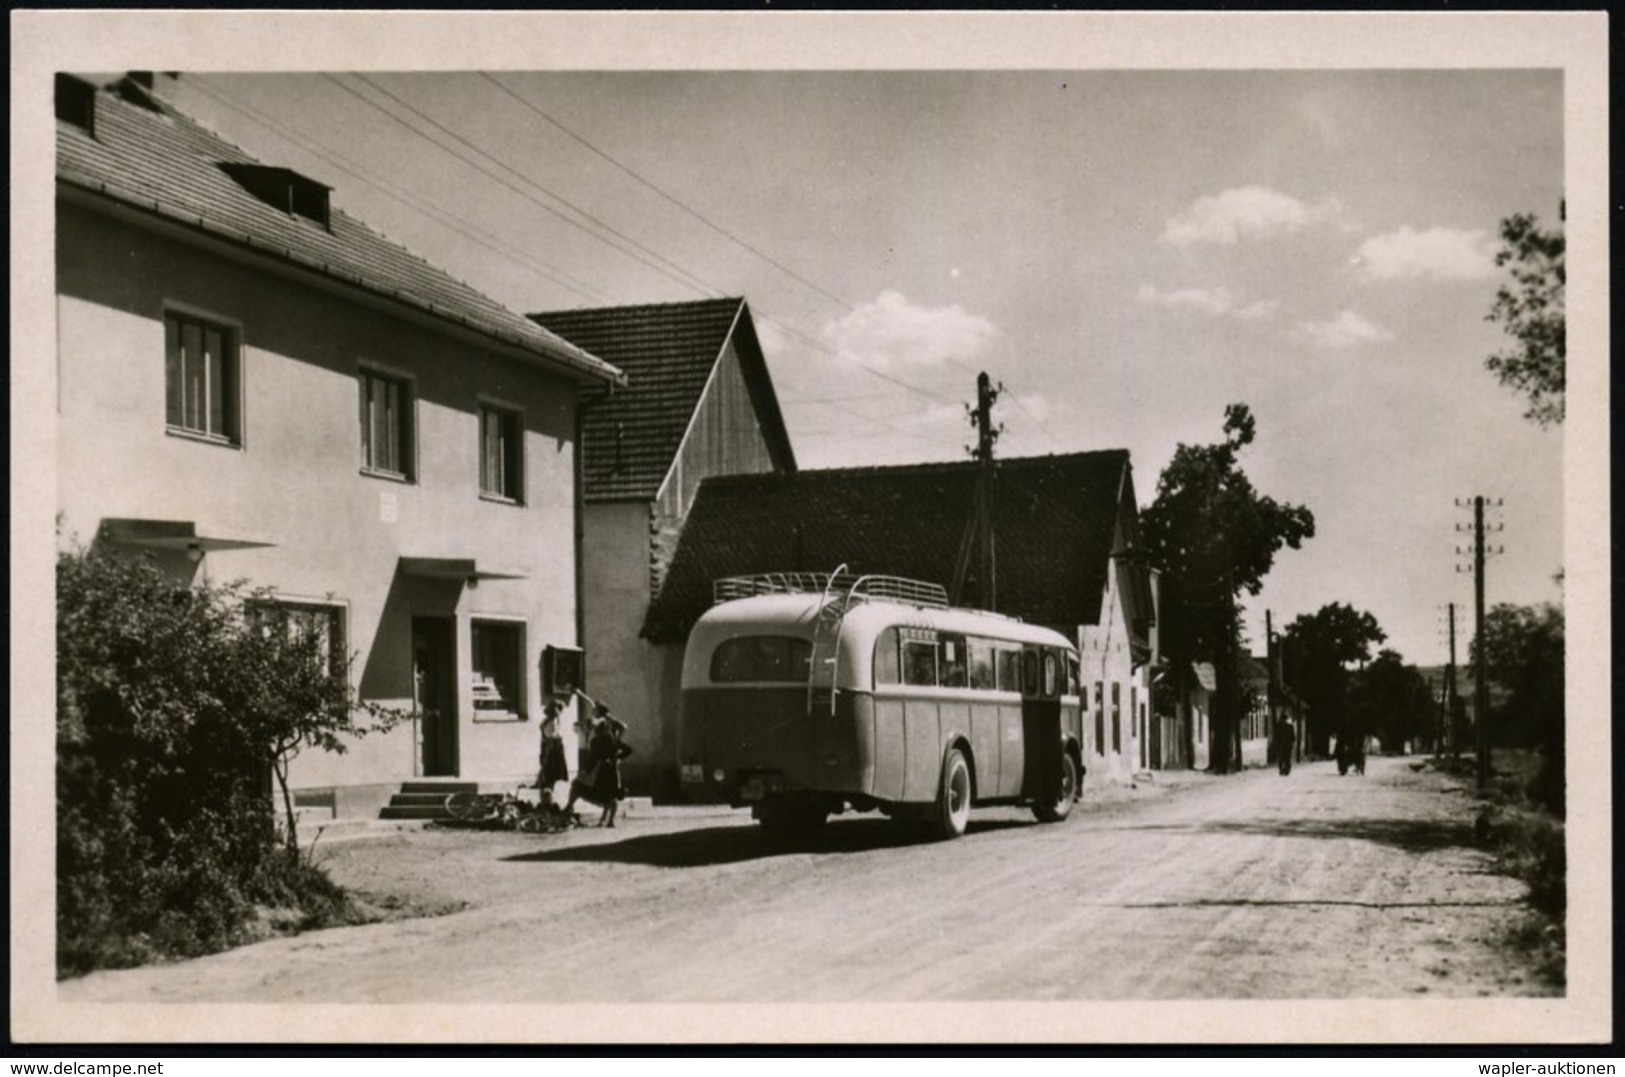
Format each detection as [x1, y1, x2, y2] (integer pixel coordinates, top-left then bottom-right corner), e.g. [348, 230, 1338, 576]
[1274, 718, 1297, 776]
[535, 699, 570, 804]
[564, 703, 635, 827]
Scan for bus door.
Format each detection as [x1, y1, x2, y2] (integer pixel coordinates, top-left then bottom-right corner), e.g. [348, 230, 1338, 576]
[1019, 647, 1063, 802]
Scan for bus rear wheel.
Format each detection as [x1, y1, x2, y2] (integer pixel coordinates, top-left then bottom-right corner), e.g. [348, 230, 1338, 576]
[930, 748, 972, 841]
[1032, 751, 1079, 823]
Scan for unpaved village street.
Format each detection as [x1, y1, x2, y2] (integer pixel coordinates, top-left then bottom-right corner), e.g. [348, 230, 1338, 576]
[60, 756, 1551, 1003]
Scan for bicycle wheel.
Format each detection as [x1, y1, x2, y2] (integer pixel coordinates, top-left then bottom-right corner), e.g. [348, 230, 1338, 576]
[444, 791, 490, 822]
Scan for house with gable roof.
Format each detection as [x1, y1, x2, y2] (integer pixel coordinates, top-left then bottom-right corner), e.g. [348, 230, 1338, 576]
[55, 73, 625, 818]
[643, 451, 1176, 790]
[529, 298, 797, 794]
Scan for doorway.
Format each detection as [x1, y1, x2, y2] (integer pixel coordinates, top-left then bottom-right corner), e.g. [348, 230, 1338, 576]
[412, 616, 458, 777]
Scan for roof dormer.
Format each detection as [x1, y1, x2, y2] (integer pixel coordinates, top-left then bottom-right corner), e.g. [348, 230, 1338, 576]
[218, 162, 332, 229]
[55, 73, 97, 136]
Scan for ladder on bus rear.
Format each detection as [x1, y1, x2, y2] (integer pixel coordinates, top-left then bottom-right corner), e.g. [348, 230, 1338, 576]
[806, 565, 854, 717]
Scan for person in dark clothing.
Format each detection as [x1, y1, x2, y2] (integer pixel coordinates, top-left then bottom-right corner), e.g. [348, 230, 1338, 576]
[564, 703, 634, 827]
[1275, 718, 1297, 776]
[535, 699, 570, 804]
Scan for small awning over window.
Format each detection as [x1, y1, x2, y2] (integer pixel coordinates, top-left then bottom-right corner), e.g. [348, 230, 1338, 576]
[398, 556, 527, 582]
[100, 518, 274, 554]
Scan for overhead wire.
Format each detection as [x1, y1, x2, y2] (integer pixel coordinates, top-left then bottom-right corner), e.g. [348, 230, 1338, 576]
[187, 77, 613, 305]
[478, 72, 855, 312]
[329, 73, 722, 300]
[333, 74, 966, 416]
[202, 72, 1017, 445]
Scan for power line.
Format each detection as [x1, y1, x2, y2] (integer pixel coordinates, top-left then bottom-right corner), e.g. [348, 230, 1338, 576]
[187, 77, 613, 305]
[329, 73, 721, 300]
[333, 74, 963, 413]
[478, 72, 855, 312]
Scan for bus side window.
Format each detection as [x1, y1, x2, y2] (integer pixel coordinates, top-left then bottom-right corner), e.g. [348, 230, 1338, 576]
[1066, 654, 1080, 697]
[939, 635, 968, 688]
[1042, 651, 1059, 697]
[903, 640, 938, 687]
[1022, 650, 1039, 696]
[968, 639, 996, 690]
[874, 627, 900, 686]
[996, 648, 1021, 692]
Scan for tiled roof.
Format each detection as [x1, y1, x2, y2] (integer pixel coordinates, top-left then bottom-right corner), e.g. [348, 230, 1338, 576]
[55, 76, 621, 385]
[532, 298, 795, 501]
[643, 450, 1135, 642]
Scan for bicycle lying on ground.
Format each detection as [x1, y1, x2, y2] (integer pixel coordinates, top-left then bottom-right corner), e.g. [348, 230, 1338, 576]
[441, 790, 582, 833]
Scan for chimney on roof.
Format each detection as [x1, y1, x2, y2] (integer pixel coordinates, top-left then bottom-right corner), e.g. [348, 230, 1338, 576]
[219, 163, 333, 230]
[114, 71, 165, 113]
[55, 73, 97, 135]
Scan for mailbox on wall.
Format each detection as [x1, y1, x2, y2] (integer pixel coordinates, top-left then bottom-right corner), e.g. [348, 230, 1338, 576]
[541, 645, 584, 700]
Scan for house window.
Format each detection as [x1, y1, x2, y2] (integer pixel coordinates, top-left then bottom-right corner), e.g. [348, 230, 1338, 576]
[248, 601, 346, 680]
[471, 619, 524, 718]
[1094, 683, 1105, 755]
[1111, 682, 1122, 753]
[359, 369, 413, 479]
[479, 404, 524, 503]
[164, 311, 239, 443]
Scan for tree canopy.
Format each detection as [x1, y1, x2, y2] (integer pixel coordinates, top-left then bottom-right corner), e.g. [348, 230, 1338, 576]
[1281, 602, 1387, 756]
[1472, 601, 1564, 815]
[1140, 404, 1315, 772]
[1485, 207, 1565, 427]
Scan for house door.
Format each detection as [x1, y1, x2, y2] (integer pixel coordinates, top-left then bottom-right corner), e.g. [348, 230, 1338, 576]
[412, 616, 458, 777]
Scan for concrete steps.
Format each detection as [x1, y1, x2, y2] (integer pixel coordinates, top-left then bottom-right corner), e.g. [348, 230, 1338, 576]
[378, 780, 483, 821]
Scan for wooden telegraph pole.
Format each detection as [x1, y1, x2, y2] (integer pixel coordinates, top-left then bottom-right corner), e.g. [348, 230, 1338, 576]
[953, 372, 1002, 610]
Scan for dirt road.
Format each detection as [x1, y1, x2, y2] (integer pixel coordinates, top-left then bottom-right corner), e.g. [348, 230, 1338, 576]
[59, 756, 1550, 1002]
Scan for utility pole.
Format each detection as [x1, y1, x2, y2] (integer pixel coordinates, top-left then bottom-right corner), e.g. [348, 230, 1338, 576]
[1473, 498, 1488, 791]
[1456, 496, 1503, 793]
[1445, 601, 1458, 759]
[1265, 610, 1278, 739]
[953, 372, 1002, 609]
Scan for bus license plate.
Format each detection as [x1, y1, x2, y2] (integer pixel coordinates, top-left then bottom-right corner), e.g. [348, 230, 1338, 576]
[741, 775, 783, 801]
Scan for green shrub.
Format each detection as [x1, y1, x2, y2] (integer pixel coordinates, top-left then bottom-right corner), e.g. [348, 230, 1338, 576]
[56, 545, 389, 977]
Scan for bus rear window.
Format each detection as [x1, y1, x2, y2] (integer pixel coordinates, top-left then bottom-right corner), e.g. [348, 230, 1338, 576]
[710, 636, 813, 683]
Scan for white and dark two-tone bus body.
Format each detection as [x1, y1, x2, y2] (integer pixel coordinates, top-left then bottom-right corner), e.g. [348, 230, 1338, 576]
[677, 575, 1085, 839]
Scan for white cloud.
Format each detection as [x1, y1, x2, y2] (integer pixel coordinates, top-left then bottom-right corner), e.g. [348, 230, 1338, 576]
[1136, 283, 1278, 321]
[1353, 226, 1497, 281]
[823, 290, 998, 370]
[1164, 186, 1343, 247]
[1295, 310, 1395, 349]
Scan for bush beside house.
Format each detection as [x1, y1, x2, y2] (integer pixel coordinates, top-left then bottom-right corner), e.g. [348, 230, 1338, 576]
[56, 546, 391, 977]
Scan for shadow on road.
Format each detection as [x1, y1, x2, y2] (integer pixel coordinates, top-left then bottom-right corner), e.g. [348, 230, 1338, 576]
[502, 817, 1032, 868]
[1108, 816, 1476, 853]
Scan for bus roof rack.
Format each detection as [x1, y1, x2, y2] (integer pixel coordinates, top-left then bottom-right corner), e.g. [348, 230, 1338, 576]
[712, 570, 950, 610]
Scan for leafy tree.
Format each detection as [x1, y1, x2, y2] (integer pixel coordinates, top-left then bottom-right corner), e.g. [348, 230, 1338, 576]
[1281, 603, 1386, 757]
[1140, 404, 1315, 772]
[1485, 206, 1565, 427]
[1348, 649, 1435, 753]
[1472, 601, 1565, 815]
[56, 545, 398, 974]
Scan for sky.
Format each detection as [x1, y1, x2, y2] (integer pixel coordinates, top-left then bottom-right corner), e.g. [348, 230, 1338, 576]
[148, 65, 1565, 668]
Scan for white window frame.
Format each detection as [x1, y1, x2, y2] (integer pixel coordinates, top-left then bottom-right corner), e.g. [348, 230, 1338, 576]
[470, 616, 527, 722]
[477, 399, 525, 505]
[358, 364, 416, 482]
[163, 304, 244, 447]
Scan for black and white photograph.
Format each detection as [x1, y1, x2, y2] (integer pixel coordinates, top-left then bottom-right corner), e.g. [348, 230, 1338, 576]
[11, 10, 1610, 1046]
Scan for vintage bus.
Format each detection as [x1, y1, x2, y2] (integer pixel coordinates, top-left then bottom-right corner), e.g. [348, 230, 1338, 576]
[677, 571, 1085, 840]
